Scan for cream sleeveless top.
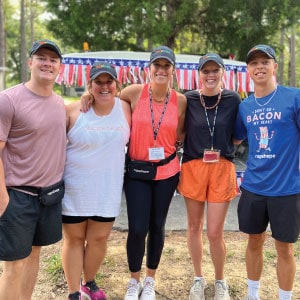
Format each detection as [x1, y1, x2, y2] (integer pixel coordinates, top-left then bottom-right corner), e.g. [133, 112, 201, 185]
[62, 98, 130, 217]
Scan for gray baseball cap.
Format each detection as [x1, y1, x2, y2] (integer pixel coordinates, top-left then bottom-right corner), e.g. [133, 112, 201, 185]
[150, 46, 176, 65]
[198, 53, 225, 70]
[30, 39, 62, 59]
[246, 44, 276, 64]
[90, 62, 117, 80]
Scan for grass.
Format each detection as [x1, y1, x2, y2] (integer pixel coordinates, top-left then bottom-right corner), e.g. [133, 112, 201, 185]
[45, 254, 64, 284]
[40, 231, 300, 299]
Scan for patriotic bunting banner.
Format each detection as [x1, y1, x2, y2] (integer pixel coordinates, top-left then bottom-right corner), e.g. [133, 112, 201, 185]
[57, 53, 254, 93]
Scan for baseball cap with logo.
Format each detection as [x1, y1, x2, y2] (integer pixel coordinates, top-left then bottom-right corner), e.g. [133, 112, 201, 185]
[29, 39, 62, 59]
[89, 62, 117, 80]
[198, 53, 225, 70]
[150, 46, 176, 65]
[246, 44, 276, 64]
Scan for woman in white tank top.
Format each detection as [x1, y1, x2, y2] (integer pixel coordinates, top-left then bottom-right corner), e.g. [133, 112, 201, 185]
[62, 62, 131, 300]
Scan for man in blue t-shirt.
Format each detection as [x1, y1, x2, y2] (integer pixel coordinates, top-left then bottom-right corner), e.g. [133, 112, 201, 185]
[234, 44, 300, 300]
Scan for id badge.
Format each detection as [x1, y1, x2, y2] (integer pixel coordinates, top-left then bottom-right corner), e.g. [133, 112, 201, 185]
[149, 147, 165, 160]
[203, 149, 220, 163]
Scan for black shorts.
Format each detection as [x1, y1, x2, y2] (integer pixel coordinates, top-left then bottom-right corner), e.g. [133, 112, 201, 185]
[62, 215, 115, 224]
[0, 189, 62, 261]
[238, 187, 300, 243]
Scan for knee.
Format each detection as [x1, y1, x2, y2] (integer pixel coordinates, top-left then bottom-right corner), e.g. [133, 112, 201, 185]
[247, 234, 265, 251]
[64, 235, 86, 247]
[188, 221, 204, 235]
[276, 241, 294, 260]
[207, 230, 223, 244]
[2, 260, 25, 279]
[128, 227, 147, 243]
[90, 232, 111, 246]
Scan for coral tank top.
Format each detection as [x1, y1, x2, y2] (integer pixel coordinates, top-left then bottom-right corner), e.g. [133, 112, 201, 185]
[129, 84, 180, 180]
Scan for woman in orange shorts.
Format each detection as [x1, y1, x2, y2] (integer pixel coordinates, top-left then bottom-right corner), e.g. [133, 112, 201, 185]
[177, 53, 241, 300]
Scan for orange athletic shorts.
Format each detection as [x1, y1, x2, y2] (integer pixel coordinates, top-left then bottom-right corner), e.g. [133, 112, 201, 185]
[177, 157, 237, 203]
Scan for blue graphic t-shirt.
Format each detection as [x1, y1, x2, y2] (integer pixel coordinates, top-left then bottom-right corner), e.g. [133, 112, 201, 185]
[235, 85, 300, 196]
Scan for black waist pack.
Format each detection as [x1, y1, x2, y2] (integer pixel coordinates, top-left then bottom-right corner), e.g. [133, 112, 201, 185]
[127, 160, 157, 180]
[127, 151, 177, 181]
[39, 180, 65, 206]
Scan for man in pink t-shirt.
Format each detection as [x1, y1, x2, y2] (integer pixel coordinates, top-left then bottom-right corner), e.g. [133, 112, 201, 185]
[0, 39, 66, 300]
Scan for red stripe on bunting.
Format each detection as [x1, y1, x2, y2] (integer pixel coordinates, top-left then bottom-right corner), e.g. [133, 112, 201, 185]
[56, 64, 65, 84]
[175, 69, 181, 89]
[68, 64, 74, 86]
[86, 65, 91, 82]
[229, 70, 234, 91]
[237, 72, 243, 93]
[77, 65, 83, 87]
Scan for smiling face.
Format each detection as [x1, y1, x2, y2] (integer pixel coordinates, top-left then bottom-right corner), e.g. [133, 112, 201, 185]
[28, 48, 61, 83]
[150, 58, 174, 85]
[247, 52, 277, 85]
[199, 61, 223, 94]
[89, 73, 117, 101]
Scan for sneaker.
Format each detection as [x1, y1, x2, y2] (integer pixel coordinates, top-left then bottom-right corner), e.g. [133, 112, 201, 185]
[124, 278, 142, 300]
[80, 280, 106, 300]
[140, 277, 156, 300]
[68, 291, 81, 300]
[189, 278, 207, 300]
[214, 280, 230, 300]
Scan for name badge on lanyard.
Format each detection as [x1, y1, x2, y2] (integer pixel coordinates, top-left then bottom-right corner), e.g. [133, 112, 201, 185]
[149, 147, 165, 160]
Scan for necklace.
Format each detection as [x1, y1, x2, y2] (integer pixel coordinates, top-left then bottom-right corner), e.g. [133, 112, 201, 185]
[254, 87, 277, 107]
[199, 89, 222, 109]
[149, 87, 170, 103]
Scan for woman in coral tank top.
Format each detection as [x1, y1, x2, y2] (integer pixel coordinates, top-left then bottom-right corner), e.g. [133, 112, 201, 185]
[121, 46, 186, 300]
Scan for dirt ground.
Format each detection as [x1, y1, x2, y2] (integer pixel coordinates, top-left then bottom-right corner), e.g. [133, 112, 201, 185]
[1, 230, 300, 300]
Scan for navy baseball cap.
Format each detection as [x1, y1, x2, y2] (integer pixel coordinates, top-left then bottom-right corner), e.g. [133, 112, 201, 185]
[90, 62, 117, 80]
[150, 46, 176, 65]
[246, 44, 276, 64]
[30, 39, 62, 59]
[198, 53, 225, 70]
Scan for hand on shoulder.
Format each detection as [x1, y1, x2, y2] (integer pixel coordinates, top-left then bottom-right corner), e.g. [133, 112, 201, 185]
[120, 84, 144, 110]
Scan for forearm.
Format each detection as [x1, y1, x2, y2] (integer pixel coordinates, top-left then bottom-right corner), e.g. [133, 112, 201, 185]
[0, 158, 9, 217]
[233, 138, 243, 145]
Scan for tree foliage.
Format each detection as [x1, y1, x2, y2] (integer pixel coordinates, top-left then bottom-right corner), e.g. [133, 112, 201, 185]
[44, 0, 202, 51]
[199, 0, 294, 60]
[1, 0, 300, 87]
[44, 0, 300, 60]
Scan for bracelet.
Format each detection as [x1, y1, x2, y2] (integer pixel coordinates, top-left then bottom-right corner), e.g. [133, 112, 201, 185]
[176, 140, 184, 147]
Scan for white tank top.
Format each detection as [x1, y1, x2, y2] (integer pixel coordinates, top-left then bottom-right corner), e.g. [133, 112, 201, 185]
[62, 98, 130, 217]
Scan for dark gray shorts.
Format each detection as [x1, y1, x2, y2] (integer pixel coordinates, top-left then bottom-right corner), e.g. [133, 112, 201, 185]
[62, 215, 115, 223]
[0, 189, 62, 261]
[238, 187, 300, 243]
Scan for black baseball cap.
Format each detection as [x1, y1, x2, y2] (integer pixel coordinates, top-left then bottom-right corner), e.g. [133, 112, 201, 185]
[246, 44, 276, 64]
[150, 46, 176, 65]
[90, 62, 117, 80]
[198, 53, 225, 70]
[29, 39, 62, 59]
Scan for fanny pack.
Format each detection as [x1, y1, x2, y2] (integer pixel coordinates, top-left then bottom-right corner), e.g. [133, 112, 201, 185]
[14, 179, 65, 206]
[127, 151, 177, 181]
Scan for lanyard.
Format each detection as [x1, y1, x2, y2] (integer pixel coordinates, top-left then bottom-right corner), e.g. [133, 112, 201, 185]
[199, 90, 221, 150]
[149, 88, 170, 145]
[204, 105, 218, 150]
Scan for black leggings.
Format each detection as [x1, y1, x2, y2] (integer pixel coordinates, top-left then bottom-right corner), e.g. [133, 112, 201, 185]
[124, 173, 179, 272]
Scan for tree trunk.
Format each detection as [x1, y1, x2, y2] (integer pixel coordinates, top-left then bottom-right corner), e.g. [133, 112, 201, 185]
[20, 0, 28, 82]
[277, 27, 284, 85]
[0, 0, 5, 91]
[289, 27, 296, 87]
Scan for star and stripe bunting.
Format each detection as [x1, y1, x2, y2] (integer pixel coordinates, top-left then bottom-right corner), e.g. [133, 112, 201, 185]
[57, 55, 254, 93]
